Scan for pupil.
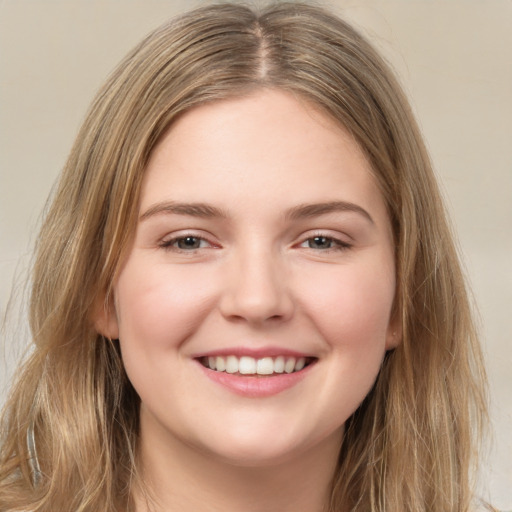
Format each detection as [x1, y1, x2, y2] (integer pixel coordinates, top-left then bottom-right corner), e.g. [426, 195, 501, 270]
[179, 237, 199, 249]
[311, 236, 330, 249]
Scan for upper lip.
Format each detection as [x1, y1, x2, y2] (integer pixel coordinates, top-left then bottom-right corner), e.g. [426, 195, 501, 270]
[191, 346, 315, 359]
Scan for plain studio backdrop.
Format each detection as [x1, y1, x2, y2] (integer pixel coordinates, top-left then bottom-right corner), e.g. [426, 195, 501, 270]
[0, 0, 510, 508]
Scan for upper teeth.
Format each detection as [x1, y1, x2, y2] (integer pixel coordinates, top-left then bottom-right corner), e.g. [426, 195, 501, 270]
[205, 355, 307, 375]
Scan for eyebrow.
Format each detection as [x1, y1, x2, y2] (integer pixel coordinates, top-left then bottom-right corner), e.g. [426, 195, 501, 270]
[285, 201, 374, 224]
[139, 201, 229, 221]
[139, 200, 374, 224]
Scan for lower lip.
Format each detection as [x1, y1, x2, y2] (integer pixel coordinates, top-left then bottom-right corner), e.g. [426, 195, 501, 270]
[196, 361, 315, 398]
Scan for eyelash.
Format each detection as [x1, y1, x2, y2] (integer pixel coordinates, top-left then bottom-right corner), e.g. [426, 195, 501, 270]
[159, 234, 213, 252]
[159, 233, 352, 253]
[298, 233, 352, 252]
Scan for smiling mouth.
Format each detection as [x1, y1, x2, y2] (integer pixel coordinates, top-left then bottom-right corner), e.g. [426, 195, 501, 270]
[198, 355, 316, 376]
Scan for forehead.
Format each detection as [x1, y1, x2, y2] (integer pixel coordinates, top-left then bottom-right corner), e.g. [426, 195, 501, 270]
[140, 89, 387, 225]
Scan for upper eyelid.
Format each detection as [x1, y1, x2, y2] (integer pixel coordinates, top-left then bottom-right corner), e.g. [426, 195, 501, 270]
[161, 235, 209, 243]
[160, 229, 214, 241]
[158, 232, 217, 250]
[298, 236, 351, 248]
[297, 229, 353, 243]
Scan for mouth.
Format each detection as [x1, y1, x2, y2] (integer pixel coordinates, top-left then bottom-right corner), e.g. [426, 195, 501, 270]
[198, 355, 317, 376]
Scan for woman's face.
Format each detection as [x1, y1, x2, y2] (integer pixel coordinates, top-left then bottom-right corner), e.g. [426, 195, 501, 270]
[99, 89, 398, 466]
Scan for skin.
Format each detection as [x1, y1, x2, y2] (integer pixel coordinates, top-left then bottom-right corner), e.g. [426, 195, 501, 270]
[97, 89, 399, 512]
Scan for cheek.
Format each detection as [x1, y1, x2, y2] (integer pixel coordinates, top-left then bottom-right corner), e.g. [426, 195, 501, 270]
[297, 256, 395, 354]
[114, 260, 217, 351]
[273, 259, 396, 442]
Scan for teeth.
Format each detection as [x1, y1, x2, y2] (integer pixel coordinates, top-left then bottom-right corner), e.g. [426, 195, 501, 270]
[256, 357, 274, 375]
[295, 357, 306, 371]
[216, 356, 226, 372]
[239, 356, 256, 374]
[284, 358, 295, 374]
[274, 356, 285, 373]
[204, 355, 311, 375]
[226, 355, 238, 374]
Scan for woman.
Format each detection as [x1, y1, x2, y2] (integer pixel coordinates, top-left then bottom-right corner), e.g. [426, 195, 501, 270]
[0, 3, 490, 511]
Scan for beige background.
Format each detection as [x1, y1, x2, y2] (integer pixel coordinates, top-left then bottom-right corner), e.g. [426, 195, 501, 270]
[0, 0, 510, 507]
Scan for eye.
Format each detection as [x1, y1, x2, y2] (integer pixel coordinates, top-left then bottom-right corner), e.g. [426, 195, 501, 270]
[160, 235, 211, 251]
[299, 235, 351, 251]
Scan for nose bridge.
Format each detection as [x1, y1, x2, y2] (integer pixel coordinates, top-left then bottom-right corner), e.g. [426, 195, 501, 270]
[220, 240, 293, 324]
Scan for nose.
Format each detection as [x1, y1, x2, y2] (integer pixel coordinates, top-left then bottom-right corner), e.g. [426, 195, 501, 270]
[219, 247, 294, 326]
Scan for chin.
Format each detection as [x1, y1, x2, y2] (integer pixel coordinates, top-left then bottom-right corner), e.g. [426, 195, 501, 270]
[193, 421, 342, 469]
[202, 442, 308, 468]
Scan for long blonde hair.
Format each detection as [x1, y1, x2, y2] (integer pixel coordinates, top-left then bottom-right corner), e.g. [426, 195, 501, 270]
[0, 3, 488, 511]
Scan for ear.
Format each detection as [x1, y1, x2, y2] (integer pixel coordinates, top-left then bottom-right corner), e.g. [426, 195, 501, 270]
[92, 294, 120, 340]
[385, 314, 402, 350]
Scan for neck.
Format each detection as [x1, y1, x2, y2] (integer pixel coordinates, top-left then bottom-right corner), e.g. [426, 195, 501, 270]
[132, 414, 342, 512]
